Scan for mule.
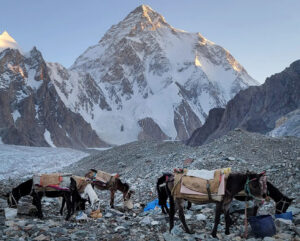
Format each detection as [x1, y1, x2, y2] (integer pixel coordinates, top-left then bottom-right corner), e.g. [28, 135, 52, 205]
[158, 175, 292, 218]
[60, 176, 100, 215]
[7, 177, 78, 220]
[165, 171, 266, 238]
[85, 169, 134, 208]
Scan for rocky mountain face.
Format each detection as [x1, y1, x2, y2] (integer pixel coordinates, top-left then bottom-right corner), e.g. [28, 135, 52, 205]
[66, 5, 258, 145]
[187, 60, 300, 146]
[0, 47, 108, 148]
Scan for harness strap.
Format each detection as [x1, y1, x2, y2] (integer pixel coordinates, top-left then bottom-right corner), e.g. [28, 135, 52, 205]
[276, 198, 289, 214]
[206, 180, 212, 201]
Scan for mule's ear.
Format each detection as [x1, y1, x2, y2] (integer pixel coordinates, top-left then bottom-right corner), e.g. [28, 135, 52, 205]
[259, 170, 266, 177]
[90, 169, 97, 173]
[287, 197, 295, 202]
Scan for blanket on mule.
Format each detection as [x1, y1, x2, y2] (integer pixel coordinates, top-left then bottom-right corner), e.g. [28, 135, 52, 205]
[72, 176, 90, 193]
[91, 170, 117, 188]
[33, 173, 72, 192]
[172, 168, 230, 203]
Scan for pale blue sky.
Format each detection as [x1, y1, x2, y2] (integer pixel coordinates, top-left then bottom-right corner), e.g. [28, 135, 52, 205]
[1, 0, 299, 82]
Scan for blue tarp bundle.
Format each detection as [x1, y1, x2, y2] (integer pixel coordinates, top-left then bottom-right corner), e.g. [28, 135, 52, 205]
[275, 211, 293, 220]
[143, 199, 169, 212]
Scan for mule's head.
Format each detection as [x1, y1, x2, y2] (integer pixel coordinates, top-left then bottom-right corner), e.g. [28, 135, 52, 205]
[275, 196, 294, 214]
[85, 169, 97, 179]
[246, 171, 268, 198]
[122, 183, 135, 201]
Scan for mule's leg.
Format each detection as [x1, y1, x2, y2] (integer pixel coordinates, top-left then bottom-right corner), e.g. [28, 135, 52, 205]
[32, 192, 43, 219]
[224, 210, 231, 235]
[65, 194, 72, 221]
[252, 205, 259, 216]
[169, 195, 176, 232]
[178, 199, 193, 234]
[211, 202, 222, 238]
[187, 201, 192, 210]
[110, 189, 116, 208]
[164, 204, 169, 214]
[60, 197, 65, 215]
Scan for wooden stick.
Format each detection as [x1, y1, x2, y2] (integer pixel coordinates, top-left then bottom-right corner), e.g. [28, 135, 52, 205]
[244, 201, 248, 239]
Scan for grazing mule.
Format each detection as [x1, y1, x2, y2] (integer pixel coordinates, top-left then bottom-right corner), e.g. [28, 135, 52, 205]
[7, 177, 78, 220]
[235, 181, 293, 215]
[85, 169, 134, 208]
[166, 171, 266, 238]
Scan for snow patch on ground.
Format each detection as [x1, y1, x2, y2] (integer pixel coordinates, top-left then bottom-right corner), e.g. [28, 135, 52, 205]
[0, 144, 89, 180]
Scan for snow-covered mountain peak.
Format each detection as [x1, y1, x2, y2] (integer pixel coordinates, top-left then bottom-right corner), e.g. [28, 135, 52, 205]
[68, 5, 259, 145]
[125, 4, 169, 30]
[0, 31, 21, 53]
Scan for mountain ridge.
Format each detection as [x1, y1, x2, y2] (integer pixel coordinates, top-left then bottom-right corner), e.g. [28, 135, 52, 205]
[187, 60, 300, 146]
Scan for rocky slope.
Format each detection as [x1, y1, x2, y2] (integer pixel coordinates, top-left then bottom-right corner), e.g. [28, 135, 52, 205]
[67, 5, 258, 145]
[0, 47, 108, 148]
[1, 129, 299, 240]
[187, 60, 300, 146]
[268, 108, 300, 138]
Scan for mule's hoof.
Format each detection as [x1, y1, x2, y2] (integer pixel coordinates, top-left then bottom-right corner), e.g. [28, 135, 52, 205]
[225, 230, 230, 235]
[187, 230, 195, 234]
[211, 232, 217, 238]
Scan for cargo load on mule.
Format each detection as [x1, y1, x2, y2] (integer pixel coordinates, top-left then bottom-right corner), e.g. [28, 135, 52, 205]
[171, 168, 231, 203]
[33, 173, 72, 192]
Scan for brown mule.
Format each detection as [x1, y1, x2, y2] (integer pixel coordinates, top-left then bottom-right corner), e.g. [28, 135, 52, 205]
[85, 169, 134, 208]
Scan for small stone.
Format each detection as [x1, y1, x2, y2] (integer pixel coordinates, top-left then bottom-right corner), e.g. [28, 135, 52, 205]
[104, 212, 113, 218]
[114, 226, 126, 232]
[196, 214, 207, 221]
[33, 234, 50, 241]
[287, 207, 300, 215]
[151, 221, 159, 226]
[141, 216, 152, 225]
[275, 218, 293, 231]
[263, 237, 275, 241]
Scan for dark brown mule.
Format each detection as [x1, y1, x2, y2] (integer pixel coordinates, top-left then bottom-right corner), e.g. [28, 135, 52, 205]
[85, 169, 134, 208]
[166, 171, 266, 238]
[6, 177, 79, 220]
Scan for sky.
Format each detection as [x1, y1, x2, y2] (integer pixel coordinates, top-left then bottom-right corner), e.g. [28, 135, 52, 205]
[1, 0, 299, 83]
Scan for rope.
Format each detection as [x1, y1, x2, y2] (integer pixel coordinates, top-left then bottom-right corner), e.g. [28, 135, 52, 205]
[244, 198, 248, 239]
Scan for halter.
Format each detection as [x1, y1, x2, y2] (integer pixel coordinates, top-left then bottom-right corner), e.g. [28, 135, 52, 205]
[276, 197, 290, 214]
[244, 176, 264, 201]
